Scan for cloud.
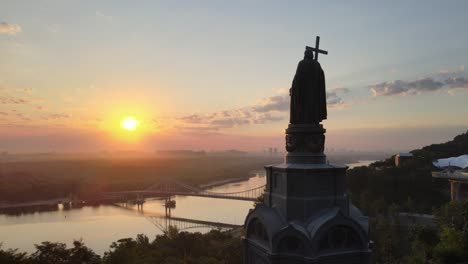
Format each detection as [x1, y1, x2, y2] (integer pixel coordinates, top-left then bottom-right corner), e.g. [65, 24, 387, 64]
[252, 113, 284, 124]
[254, 87, 348, 113]
[210, 117, 250, 128]
[253, 95, 289, 113]
[22, 87, 33, 95]
[15, 113, 31, 121]
[370, 77, 445, 97]
[0, 22, 21, 35]
[0, 95, 28, 104]
[0, 112, 8, 116]
[96, 11, 113, 21]
[444, 76, 468, 89]
[177, 86, 350, 132]
[326, 91, 346, 107]
[369, 71, 468, 97]
[179, 114, 205, 124]
[42, 114, 71, 120]
[178, 106, 284, 131]
[332, 87, 350, 94]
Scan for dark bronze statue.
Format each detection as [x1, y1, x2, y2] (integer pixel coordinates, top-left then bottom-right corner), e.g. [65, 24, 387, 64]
[289, 37, 328, 124]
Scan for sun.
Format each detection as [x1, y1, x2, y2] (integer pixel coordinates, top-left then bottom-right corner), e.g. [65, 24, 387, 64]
[121, 117, 139, 131]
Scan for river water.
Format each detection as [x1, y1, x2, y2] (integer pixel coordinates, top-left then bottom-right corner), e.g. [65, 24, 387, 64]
[0, 160, 374, 255]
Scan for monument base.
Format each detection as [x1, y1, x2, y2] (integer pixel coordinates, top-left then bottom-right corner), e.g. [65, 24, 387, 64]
[243, 122, 372, 263]
[244, 161, 372, 263]
[285, 124, 326, 164]
[265, 163, 348, 221]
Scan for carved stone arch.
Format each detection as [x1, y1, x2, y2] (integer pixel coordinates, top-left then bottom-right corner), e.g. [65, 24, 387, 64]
[246, 218, 269, 244]
[278, 235, 304, 253]
[273, 225, 309, 255]
[318, 225, 362, 251]
[311, 216, 367, 254]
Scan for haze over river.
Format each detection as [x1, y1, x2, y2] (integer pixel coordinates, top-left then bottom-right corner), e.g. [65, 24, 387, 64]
[0, 160, 374, 255]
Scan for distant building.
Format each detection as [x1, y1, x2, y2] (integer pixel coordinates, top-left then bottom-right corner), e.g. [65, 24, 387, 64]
[395, 153, 413, 167]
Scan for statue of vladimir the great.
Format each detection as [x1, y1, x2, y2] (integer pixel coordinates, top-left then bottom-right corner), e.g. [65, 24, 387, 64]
[289, 48, 327, 124]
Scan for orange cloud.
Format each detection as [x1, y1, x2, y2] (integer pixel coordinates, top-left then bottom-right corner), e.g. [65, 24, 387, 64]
[0, 22, 21, 35]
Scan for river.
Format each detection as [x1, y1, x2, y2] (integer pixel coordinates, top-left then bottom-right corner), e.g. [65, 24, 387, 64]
[0, 160, 374, 255]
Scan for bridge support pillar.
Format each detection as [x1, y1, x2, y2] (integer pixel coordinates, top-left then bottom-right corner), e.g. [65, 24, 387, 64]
[450, 180, 461, 201]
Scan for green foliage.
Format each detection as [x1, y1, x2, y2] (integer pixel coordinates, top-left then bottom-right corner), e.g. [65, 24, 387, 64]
[69, 240, 101, 264]
[31, 242, 70, 264]
[406, 201, 468, 264]
[102, 229, 242, 264]
[434, 200, 468, 231]
[433, 227, 466, 263]
[352, 130, 468, 263]
[0, 230, 242, 264]
[371, 206, 408, 263]
[254, 188, 266, 206]
[407, 225, 439, 264]
[1, 240, 100, 264]
[0, 244, 29, 264]
[411, 131, 468, 165]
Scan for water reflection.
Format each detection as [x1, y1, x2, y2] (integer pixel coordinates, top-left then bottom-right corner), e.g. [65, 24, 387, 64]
[0, 172, 265, 255]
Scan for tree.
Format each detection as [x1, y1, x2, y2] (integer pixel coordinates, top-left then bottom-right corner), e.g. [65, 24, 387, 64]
[408, 225, 439, 264]
[68, 240, 100, 264]
[0, 244, 28, 264]
[31, 242, 69, 264]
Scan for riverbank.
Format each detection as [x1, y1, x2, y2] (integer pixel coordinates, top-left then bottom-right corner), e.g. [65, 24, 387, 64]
[198, 177, 248, 189]
[0, 155, 283, 204]
[0, 197, 69, 210]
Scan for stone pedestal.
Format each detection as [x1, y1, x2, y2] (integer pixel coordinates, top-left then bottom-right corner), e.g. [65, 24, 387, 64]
[265, 163, 348, 222]
[243, 123, 372, 264]
[285, 124, 326, 164]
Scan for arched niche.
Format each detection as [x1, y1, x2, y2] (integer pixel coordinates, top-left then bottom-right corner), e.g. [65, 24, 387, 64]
[246, 218, 269, 244]
[278, 235, 304, 254]
[318, 225, 363, 252]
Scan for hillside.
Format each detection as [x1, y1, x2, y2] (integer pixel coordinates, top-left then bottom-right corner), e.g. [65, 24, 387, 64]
[347, 130, 468, 213]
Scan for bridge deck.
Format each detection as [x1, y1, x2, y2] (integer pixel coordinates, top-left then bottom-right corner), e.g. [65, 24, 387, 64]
[106, 191, 258, 201]
[432, 171, 468, 182]
[147, 215, 242, 229]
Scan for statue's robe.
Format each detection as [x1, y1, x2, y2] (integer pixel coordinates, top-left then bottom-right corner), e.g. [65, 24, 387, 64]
[290, 58, 327, 124]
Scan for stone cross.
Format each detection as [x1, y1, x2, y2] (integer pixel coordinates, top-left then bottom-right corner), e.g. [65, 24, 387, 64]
[306, 36, 328, 61]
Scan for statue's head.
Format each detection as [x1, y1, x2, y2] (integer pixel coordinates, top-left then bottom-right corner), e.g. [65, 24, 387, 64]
[304, 48, 314, 59]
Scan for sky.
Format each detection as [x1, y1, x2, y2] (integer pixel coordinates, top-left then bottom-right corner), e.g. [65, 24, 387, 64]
[1, 0, 467, 153]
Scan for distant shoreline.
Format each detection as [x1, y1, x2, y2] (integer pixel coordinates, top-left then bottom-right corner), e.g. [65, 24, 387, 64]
[198, 177, 248, 189]
[0, 197, 69, 210]
[0, 162, 372, 211]
[199, 169, 267, 189]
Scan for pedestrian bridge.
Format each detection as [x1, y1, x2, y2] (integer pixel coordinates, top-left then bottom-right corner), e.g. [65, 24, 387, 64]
[105, 178, 265, 202]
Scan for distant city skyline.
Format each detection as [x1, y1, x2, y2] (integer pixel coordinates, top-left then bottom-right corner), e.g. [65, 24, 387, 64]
[1, 1, 467, 152]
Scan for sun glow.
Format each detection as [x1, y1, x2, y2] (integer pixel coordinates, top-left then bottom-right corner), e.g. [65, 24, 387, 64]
[121, 117, 139, 131]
